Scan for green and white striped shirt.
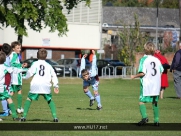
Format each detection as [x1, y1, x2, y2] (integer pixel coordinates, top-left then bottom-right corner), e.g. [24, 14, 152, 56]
[9, 52, 22, 85]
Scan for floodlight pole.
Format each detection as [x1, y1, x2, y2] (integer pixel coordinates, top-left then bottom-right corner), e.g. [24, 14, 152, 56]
[155, 0, 159, 49]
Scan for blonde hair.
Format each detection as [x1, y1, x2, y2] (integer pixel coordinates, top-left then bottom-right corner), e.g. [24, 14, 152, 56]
[144, 42, 155, 55]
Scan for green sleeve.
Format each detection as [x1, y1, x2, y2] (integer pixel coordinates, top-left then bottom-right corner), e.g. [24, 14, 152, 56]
[11, 53, 22, 68]
[4, 69, 8, 74]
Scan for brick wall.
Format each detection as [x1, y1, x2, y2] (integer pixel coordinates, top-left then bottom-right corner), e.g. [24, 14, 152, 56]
[21, 49, 75, 61]
[52, 50, 75, 61]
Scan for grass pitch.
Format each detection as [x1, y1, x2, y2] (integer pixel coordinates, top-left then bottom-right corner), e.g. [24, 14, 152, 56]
[1, 73, 181, 136]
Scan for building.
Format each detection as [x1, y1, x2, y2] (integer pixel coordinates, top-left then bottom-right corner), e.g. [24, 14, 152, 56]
[0, 0, 102, 61]
[102, 7, 180, 59]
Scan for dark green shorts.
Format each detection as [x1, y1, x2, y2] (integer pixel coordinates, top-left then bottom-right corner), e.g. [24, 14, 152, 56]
[139, 95, 159, 103]
[27, 93, 52, 101]
[0, 91, 11, 100]
[11, 85, 22, 92]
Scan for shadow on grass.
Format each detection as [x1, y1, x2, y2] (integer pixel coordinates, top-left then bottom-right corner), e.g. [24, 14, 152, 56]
[76, 107, 97, 110]
[0, 118, 52, 122]
[28, 119, 52, 122]
[165, 96, 181, 99]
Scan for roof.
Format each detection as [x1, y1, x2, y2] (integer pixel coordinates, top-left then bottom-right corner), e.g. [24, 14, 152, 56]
[103, 7, 179, 28]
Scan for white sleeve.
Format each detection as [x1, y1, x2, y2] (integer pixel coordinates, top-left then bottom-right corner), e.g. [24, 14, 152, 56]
[6, 67, 27, 74]
[90, 55, 97, 77]
[79, 57, 86, 77]
[51, 67, 59, 88]
[23, 64, 36, 79]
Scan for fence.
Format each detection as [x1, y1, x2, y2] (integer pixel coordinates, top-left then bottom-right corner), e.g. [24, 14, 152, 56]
[121, 66, 137, 78]
[60, 66, 137, 78]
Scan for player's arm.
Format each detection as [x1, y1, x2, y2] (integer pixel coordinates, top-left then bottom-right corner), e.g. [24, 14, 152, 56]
[50, 66, 59, 94]
[4, 64, 27, 74]
[22, 63, 36, 79]
[79, 54, 87, 77]
[90, 50, 97, 77]
[131, 72, 145, 79]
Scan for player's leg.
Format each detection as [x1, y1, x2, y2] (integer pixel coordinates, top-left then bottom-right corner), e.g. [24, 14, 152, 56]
[152, 96, 159, 126]
[17, 88, 23, 113]
[11, 85, 24, 113]
[138, 101, 149, 126]
[6, 98, 19, 120]
[44, 94, 58, 122]
[0, 91, 18, 120]
[138, 86, 150, 126]
[160, 87, 165, 99]
[5, 74, 11, 114]
[20, 93, 37, 122]
[83, 81, 94, 106]
[0, 84, 11, 116]
[92, 80, 102, 110]
[0, 100, 9, 116]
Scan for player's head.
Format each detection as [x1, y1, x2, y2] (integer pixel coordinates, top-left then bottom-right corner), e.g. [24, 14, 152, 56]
[37, 48, 47, 60]
[81, 69, 89, 81]
[11, 41, 21, 54]
[144, 42, 155, 55]
[0, 51, 6, 64]
[2, 43, 11, 56]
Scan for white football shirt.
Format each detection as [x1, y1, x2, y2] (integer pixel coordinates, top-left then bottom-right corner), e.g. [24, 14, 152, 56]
[23, 60, 59, 94]
[0, 64, 26, 93]
[138, 55, 163, 96]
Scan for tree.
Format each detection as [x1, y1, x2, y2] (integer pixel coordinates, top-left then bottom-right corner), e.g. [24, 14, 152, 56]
[118, 14, 149, 66]
[119, 0, 140, 7]
[160, 0, 179, 9]
[0, 0, 91, 44]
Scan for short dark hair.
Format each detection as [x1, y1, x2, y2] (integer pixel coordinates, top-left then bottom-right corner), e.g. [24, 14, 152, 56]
[2, 43, 11, 55]
[11, 41, 21, 49]
[81, 69, 89, 76]
[0, 51, 6, 64]
[37, 48, 47, 60]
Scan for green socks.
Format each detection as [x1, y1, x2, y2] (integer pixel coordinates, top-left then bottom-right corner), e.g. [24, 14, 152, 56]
[23, 100, 31, 118]
[48, 100, 57, 118]
[23, 99, 57, 119]
[139, 104, 147, 118]
[139, 103, 159, 122]
[17, 94, 22, 109]
[152, 104, 159, 122]
[9, 103, 18, 118]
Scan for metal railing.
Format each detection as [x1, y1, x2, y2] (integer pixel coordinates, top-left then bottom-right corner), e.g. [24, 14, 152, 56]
[114, 66, 124, 77]
[77, 67, 80, 78]
[101, 66, 111, 78]
[60, 66, 137, 78]
[122, 66, 137, 78]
